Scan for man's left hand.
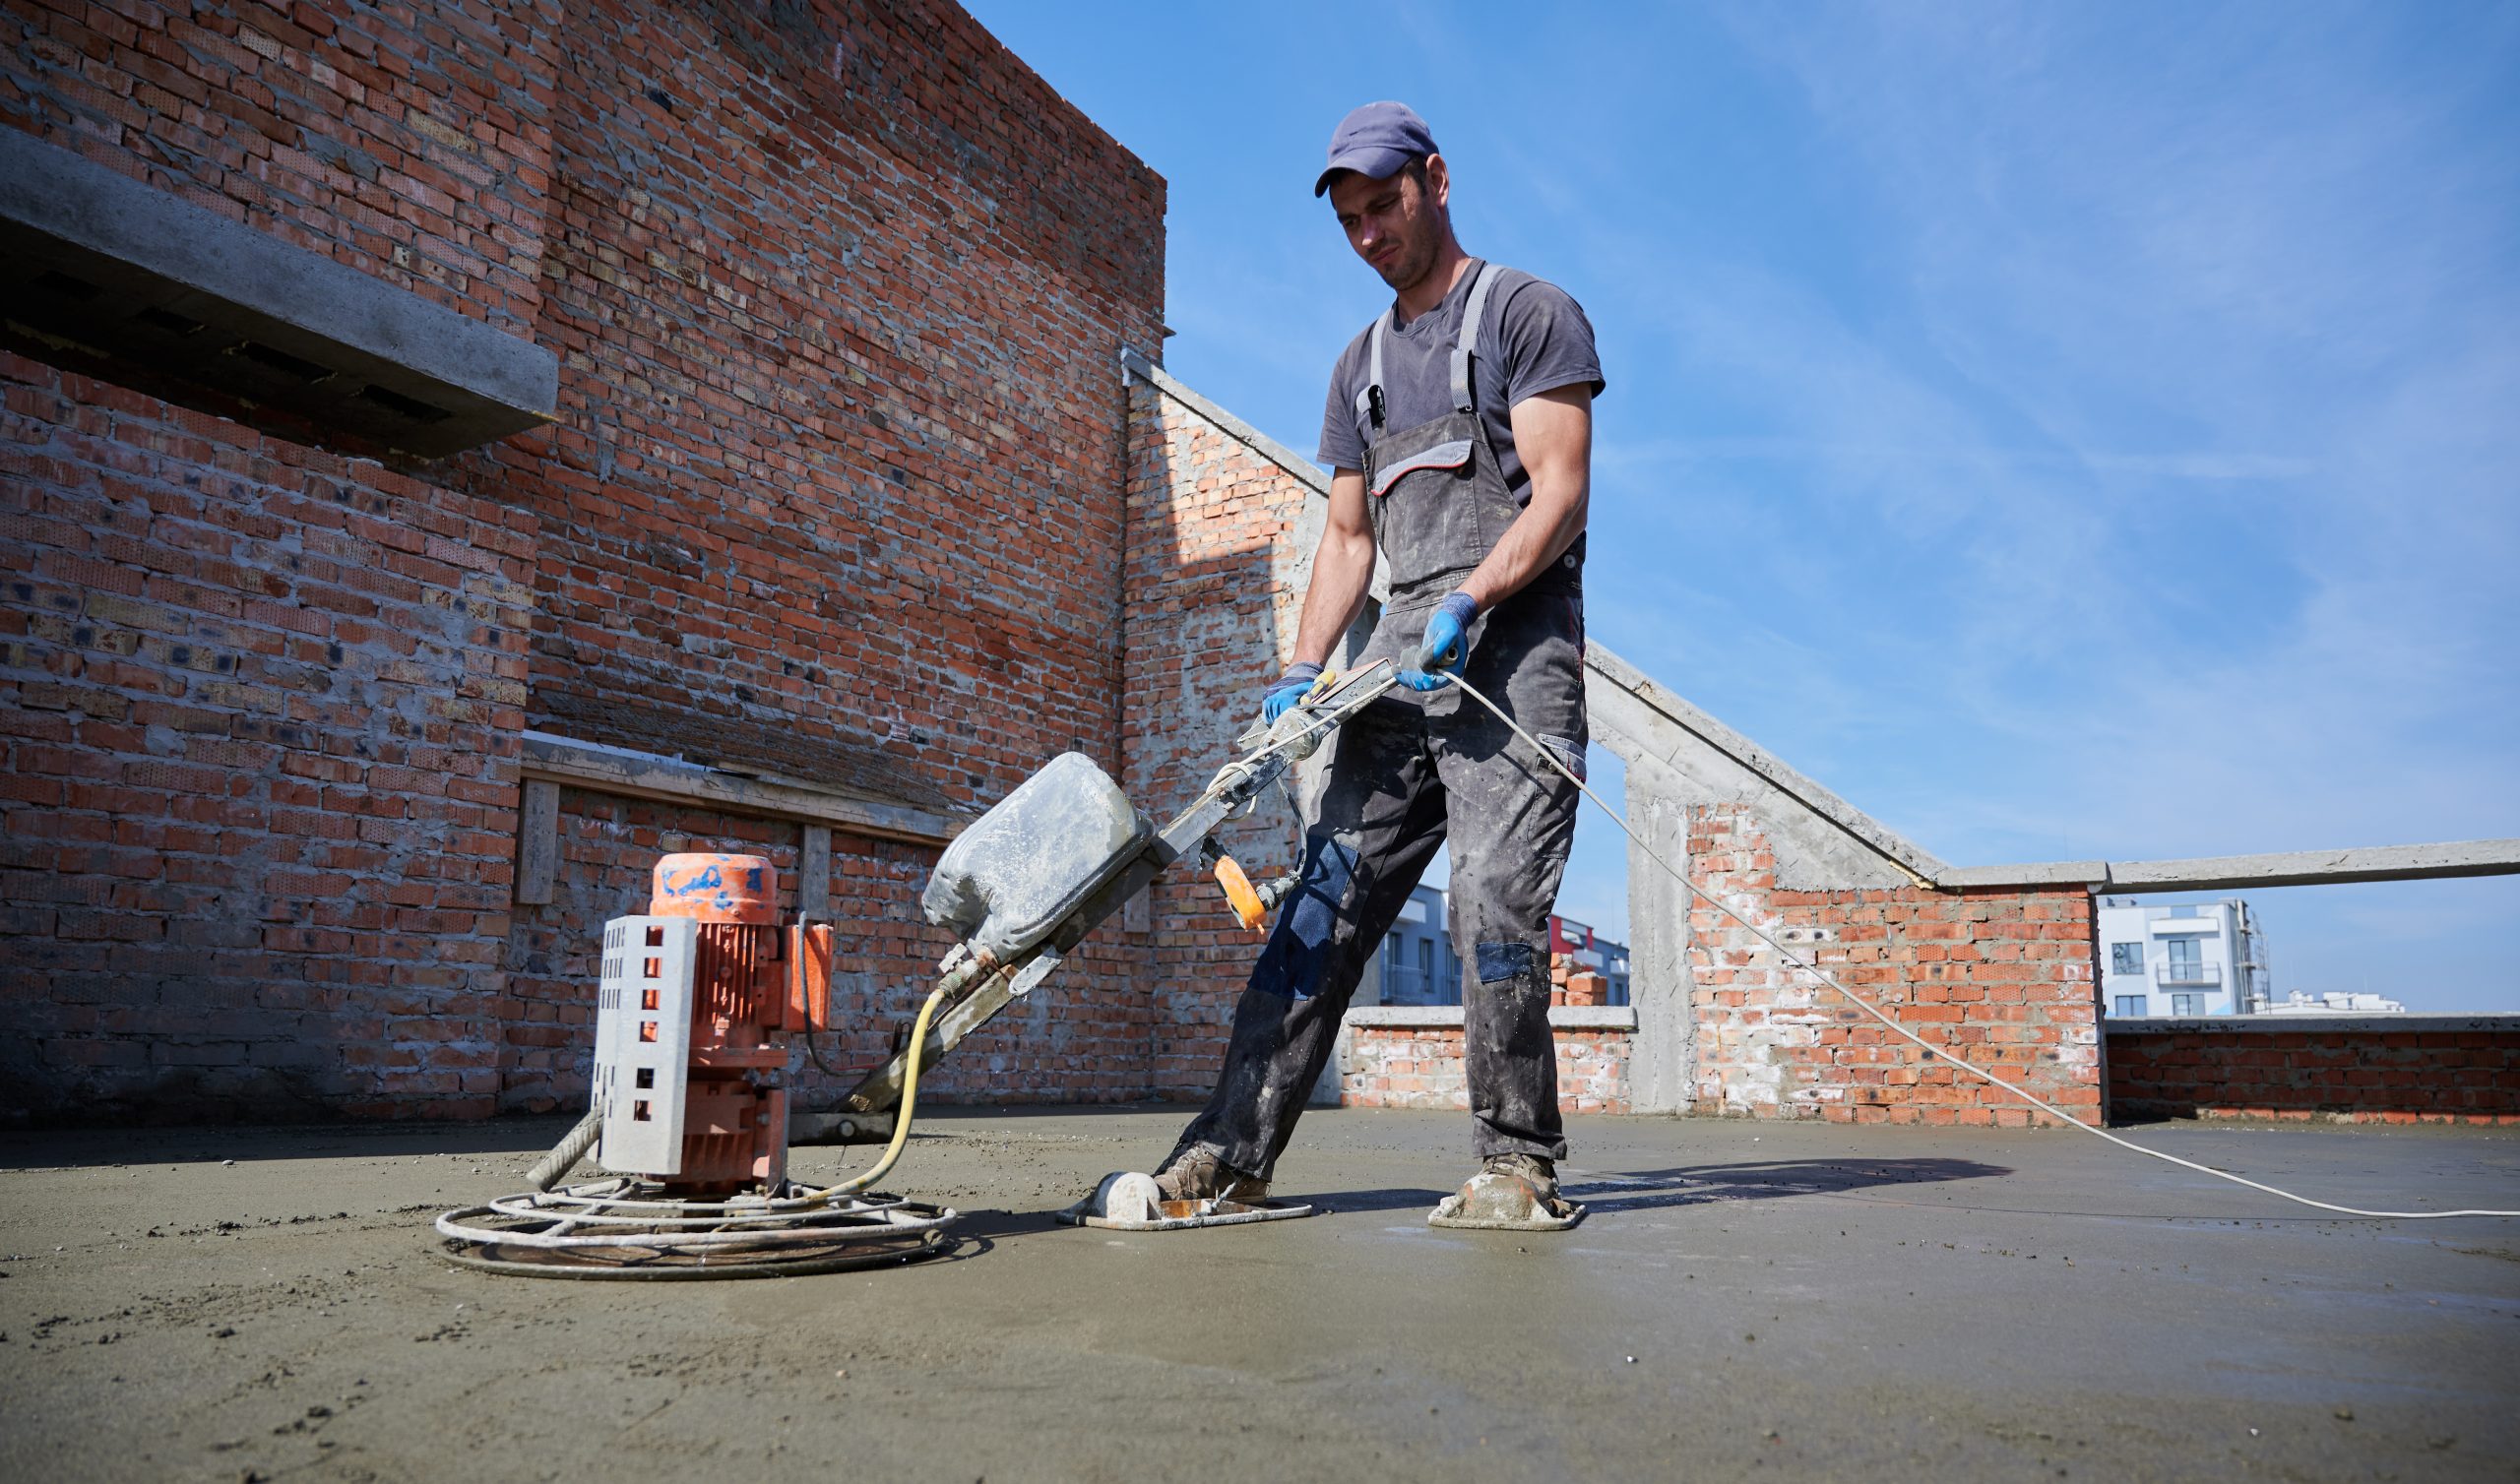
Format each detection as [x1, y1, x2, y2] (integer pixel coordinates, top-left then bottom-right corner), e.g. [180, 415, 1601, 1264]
[1399, 590, 1480, 691]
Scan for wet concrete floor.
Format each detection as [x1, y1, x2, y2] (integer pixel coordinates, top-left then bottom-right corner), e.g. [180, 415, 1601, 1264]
[3, 1107, 2516, 1482]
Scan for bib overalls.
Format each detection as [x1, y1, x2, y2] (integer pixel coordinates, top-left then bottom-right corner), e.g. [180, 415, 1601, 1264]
[1177, 264, 1590, 1177]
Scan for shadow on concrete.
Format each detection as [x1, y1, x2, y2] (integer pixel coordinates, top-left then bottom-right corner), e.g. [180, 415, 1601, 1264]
[1562, 1157, 2009, 1215]
[937, 1158, 2015, 1238]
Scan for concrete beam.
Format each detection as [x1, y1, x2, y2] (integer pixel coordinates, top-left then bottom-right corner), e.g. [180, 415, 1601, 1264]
[520, 732, 960, 846]
[2093, 839, 2520, 893]
[1937, 860, 2112, 889]
[0, 130, 556, 458]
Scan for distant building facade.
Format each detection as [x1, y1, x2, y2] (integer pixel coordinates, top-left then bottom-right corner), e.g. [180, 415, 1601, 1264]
[2258, 990, 2407, 1016]
[1363, 887, 1630, 1008]
[2096, 897, 2271, 1017]
[1375, 886, 1463, 1006]
[1550, 915, 1631, 1006]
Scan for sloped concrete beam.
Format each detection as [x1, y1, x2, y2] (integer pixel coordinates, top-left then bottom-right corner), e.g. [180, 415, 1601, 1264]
[1587, 644, 1944, 890]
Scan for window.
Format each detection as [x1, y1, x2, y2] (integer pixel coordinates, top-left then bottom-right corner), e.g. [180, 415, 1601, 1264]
[2110, 942, 2144, 976]
[2166, 938, 2203, 976]
[2113, 995, 2146, 1018]
[2171, 993, 2203, 1016]
[1380, 934, 1403, 1000]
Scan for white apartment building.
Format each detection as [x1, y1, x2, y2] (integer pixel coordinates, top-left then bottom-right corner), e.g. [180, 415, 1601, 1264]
[2096, 897, 2271, 1018]
[1371, 884, 1461, 1007]
[1357, 887, 1633, 1007]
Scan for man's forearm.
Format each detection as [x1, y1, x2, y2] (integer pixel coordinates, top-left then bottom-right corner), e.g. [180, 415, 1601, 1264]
[1455, 485, 1586, 612]
[1458, 386, 1593, 612]
[1290, 522, 1377, 667]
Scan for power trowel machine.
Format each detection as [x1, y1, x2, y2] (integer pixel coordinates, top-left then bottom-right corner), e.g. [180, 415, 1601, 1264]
[436, 660, 1400, 1277]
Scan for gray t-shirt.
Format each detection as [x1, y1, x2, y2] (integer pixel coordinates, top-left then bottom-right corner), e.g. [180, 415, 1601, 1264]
[1317, 258, 1605, 506]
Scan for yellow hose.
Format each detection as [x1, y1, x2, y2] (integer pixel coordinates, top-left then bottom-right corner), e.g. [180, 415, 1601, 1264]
[798, 979, 951, 1205]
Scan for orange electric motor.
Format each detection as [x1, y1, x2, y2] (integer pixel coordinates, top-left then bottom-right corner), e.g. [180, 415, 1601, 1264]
[645, 852, 833, 1194]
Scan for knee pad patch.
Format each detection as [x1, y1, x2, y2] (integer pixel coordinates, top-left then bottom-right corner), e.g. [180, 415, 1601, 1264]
[1249, 834, 1362, 1001]
[1476, 940, 1539, 985]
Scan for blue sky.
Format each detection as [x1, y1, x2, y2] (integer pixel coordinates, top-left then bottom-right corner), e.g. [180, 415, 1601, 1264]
[968, 1, 2520, 1013]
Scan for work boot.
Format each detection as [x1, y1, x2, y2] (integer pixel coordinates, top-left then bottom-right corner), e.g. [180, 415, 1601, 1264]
[1480, 1151, 1559, 1203]
[1428, 1151, 1583, 1230]
[1152, 1143, 1269, 1205]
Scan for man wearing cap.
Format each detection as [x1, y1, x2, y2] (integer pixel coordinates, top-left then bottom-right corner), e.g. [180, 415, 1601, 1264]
[1153, 101, 1605, 1230]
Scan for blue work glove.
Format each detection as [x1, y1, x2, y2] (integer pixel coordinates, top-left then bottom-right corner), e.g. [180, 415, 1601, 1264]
[1260, 661, 1325, 724]
[1399, 591, 1480, 691]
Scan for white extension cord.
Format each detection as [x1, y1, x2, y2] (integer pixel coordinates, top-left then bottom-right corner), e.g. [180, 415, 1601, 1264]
[1436, 670, 2518, 1220]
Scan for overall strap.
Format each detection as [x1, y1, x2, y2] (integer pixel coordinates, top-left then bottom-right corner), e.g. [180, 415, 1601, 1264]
[1448, 262, 1503, 413]
[1354, 308, 1394, 434]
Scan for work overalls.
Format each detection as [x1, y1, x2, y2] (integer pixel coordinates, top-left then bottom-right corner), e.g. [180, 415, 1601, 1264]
[1178, 264, 1588, 1178]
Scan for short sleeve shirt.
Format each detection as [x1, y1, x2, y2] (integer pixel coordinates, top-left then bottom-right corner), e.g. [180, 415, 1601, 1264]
[1317, 259, 1604, 507]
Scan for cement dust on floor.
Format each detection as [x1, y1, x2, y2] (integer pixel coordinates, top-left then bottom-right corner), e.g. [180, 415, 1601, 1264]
[3, 1107, 2516, 1483]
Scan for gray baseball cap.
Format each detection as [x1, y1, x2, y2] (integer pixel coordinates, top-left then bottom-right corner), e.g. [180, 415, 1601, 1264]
[1312, 100, 1439, 198]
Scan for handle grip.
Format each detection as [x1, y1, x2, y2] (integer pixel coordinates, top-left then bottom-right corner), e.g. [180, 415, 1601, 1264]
[1214, 854, 1268, 931]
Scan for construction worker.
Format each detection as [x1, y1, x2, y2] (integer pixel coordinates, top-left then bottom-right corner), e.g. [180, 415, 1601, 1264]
[1155, 101, 1604, 1230]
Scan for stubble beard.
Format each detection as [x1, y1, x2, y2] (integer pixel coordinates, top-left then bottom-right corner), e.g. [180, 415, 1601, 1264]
[1375, 216, 1437, 294]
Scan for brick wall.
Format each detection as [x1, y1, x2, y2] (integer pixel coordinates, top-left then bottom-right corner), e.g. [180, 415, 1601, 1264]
[1688, 805, 2103, 1126]
[1, 0, 1171, 1122]
[1118, 378, 1327, 1098]
[492, 0, 1166, 812]
[4, 0, 558, 337]
[2108, 1020, 2520, 1127]
[1339, 1023, 1633, 1115]
[2, 352, 534, 1121]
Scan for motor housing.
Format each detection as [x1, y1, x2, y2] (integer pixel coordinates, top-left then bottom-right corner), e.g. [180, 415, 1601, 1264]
[594, 852, 832, 1194]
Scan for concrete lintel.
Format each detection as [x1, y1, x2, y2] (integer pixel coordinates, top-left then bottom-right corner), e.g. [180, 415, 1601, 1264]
[2108, 1015, 2520, 1035]
[0, 129, 556, 457]
[2098, 839, 2520, 892]
[1585, 644, 1949, 886]
[1345, 1004, 1640, 1031]
[521, 732, 960, 846]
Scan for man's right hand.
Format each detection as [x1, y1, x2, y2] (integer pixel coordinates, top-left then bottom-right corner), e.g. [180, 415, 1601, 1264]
[1260, 662, 1325, 724]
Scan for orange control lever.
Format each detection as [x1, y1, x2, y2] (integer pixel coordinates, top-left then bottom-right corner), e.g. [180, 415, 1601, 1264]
[1214, 854, 1268, 932]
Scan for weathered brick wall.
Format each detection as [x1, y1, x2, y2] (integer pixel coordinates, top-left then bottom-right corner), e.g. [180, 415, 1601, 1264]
[3, 0, 558, 337]
[1, 0, 1170, 1121]
[1118, 378, 1324, 1098]
[1688, 805, 2103, 1126]
[2, 353, 534, 1122]
[2108, 1021, 2520, 1126]
[495, 0, 1166, 814]
[1339, 1024, 1633, 1115]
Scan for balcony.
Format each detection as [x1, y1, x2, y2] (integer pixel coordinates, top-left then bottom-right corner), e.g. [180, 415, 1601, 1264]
[1378, 963, 1461, 1007]
[2157, 961, 2223, 987]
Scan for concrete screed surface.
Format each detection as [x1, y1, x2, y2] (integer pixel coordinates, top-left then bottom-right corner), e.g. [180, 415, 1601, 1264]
[3, 1109, 2516, 1482]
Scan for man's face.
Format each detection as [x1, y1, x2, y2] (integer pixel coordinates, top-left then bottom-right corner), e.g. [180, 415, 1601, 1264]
[1330, 159, 1445, 293]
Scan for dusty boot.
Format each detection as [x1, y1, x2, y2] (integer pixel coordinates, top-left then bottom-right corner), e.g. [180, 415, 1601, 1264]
[1152, 1143, 1269, 1205]
[1429, 1152, 1585, 1231]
